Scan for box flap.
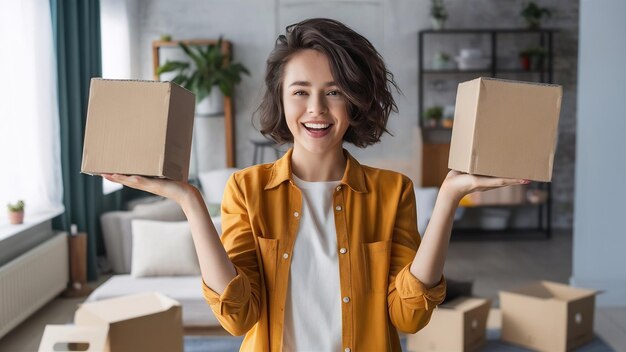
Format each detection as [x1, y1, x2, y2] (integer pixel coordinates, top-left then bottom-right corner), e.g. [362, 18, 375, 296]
[75, 292, 181, 324]
[503, 281, 598, 302]
[439, 296, 491, 312]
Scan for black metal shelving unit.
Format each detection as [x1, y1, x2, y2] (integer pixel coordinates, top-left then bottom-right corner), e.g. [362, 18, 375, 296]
[418, 28, 557, 240]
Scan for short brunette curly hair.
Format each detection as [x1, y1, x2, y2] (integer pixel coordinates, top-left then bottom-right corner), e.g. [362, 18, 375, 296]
[256, 18, 399, 148]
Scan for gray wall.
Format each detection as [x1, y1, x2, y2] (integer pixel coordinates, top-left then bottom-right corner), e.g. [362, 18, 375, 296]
[571, 0, 626, 307]
[129, 0, 579, 229]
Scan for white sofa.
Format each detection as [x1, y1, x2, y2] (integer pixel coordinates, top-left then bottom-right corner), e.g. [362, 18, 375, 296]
[89, 169, 238, 330]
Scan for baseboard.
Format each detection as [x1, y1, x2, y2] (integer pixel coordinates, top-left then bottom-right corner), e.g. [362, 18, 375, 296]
[570, 276, 626, 307]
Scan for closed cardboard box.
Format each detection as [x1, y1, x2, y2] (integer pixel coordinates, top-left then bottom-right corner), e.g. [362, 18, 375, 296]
[81, 78, 195, 182]
[74, 292, 183, 352]
[449, 77, 562, 182]
[407, 297, 491, 352]
[500, 281, 597, 352]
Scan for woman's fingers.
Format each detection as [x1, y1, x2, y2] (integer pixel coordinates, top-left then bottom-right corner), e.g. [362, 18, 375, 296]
[101, 173, 156, 193]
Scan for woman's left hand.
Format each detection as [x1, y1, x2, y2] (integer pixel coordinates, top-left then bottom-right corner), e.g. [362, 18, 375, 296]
[440, 170, 531, 203]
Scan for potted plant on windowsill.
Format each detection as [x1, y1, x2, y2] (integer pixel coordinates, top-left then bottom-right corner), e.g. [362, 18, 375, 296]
[7, 200, 25, 225]
[157, 37, 250, 116]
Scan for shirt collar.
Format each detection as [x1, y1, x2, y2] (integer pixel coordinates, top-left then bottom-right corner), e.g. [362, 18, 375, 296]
[264, 147, 368, 193]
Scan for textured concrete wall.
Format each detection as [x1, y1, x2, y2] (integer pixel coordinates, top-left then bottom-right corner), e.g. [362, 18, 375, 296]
[130, 0, 578, 229]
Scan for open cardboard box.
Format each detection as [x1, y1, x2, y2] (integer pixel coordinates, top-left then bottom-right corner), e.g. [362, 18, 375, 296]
[81, 78, 195, 182]
[406, 296, 491, 352]
[70, 292, 183, 352]
[449, 77, 562, 182]
[500, 281, 598, 351]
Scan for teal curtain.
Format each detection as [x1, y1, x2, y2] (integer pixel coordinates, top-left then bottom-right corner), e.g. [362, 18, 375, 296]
[50, 0, 122, 281]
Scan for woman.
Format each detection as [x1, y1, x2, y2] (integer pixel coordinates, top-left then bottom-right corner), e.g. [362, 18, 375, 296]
[103, 18, 529, 352]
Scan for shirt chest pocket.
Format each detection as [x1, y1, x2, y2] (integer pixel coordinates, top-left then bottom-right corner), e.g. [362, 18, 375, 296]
[361, 240, 392, 294]
[257, 237, 279, 292]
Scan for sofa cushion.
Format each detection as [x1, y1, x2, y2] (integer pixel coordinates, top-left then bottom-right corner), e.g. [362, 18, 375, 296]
[86, 275, 220, 327]
[131, 220, 200, 277]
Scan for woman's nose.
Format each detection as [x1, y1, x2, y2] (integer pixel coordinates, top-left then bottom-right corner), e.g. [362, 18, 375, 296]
[307, 94, 328, 115]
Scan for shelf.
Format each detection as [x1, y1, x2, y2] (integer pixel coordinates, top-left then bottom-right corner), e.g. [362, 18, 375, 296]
[451, 228, 550, 241]
[422, 69, 547, 74]
[420, 28, 558, 34]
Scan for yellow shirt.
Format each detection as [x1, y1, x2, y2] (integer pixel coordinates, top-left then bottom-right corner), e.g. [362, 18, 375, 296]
[202, 148, 446, 352]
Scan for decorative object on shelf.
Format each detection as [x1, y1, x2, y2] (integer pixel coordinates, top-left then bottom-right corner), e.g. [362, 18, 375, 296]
[519, 47, 547, 71]
[441, 105, 455, 128]
[526, 189, 548, 204]
[423, 105, 444, 127]
[159, 33, 172, 42]
[156, 37, 250, 116]
[455, 48, 490, 70]
[430, 0, 448, 30]
[521, 2, 551, 30]
[433, 51, 456, 70]
[7, 200, 25, 225]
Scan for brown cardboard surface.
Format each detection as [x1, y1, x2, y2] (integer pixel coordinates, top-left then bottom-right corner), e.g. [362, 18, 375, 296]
[74, 292, 183, 352]
[81, 78, 195, 182]
[38, 325, 108, 352]
[449, 77, 562, 182]
[500, 281, 597, 352]
[407, 297, 491, 352]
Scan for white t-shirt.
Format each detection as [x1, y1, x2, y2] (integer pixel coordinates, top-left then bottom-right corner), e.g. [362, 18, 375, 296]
[282, 175, 342, 351]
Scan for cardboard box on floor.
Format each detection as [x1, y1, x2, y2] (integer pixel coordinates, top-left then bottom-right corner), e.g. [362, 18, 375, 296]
[449, 77, 562, 182]
[500, 281, 598, 352]
[38, 325, 108, 352]
[73, 292, 183, 352]
[406, 297, 491, 352]
[81, 78, 195, 182]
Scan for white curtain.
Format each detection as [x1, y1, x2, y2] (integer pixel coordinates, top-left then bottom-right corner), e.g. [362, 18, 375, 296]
[0, 0, 64, 222]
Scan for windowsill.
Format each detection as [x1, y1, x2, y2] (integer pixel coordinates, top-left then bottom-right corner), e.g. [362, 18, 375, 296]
[0, 206, 65, 242]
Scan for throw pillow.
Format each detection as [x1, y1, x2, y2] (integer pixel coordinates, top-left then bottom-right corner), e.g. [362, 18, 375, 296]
[130, 219, 200, 277]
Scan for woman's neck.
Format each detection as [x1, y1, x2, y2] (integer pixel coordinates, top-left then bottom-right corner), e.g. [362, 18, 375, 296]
[291, 145, 346, 182]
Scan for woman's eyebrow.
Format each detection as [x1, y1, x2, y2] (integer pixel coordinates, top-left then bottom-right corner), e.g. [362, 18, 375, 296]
[288, 80, 337, 87]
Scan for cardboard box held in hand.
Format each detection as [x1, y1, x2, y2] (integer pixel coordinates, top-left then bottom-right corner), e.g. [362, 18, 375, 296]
[448, 77, 562, 182]
[81, 78, 195, 182]
[500, 281, 598, 352]
[72, 292, 183, 352]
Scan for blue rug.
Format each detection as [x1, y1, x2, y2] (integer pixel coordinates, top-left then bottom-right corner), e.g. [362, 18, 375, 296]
[184, 331, 615, 352]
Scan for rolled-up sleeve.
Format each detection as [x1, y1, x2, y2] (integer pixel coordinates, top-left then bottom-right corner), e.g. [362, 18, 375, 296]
[200, 174, 262, 336]
[387, 177, 447, 334]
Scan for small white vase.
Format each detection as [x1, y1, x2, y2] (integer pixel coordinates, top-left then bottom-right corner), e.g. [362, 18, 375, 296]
[195, 90, 225, 116]
[431, 18, 445, 30]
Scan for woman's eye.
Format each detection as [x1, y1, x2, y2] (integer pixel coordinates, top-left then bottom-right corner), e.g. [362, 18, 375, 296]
[327, 90, 340, 96]
[294, 91, 307, 96]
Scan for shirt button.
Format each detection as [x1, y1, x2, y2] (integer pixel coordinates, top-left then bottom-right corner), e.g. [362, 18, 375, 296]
[335, 205, 342, 211]
[339, 247, 347, 254]
[345, 348, 351, 352]
[342, 296, 350, 303]
[336, 185, 342, 192]
[283, 253, 289, 259]
[293, 211, 299, 218]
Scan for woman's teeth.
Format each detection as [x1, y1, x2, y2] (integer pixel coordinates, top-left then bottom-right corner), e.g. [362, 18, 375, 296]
[303, 123, 331, 131]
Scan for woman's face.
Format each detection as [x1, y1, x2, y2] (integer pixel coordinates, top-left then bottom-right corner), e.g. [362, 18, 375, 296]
[281, 49, 350, 155]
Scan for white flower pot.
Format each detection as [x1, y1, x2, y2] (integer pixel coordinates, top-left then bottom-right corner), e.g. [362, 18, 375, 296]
[195, 90, 224, 116]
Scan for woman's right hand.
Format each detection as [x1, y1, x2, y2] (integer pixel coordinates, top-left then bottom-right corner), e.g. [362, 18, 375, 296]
[101, 173, 195, 204]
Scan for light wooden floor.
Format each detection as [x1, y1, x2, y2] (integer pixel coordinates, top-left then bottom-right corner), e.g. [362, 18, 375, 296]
[1, 230, 625, 351]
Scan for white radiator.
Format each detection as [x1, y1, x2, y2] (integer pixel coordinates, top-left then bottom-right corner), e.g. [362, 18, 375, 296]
[0, 232, 68, 339]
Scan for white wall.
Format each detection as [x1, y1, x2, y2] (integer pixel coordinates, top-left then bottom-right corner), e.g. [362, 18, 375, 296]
[572, 0, 626, 306]
[130, 0, 427, 182]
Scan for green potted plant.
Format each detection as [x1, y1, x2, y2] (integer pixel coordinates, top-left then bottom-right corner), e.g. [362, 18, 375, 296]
[157, 37, 250, 115]
[423, 105, 444, 128]
[521, 2, 551, 30]
[7, 200, 25, 225]
[430, 0, 448, 30]
[519, 47, 547, 71]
